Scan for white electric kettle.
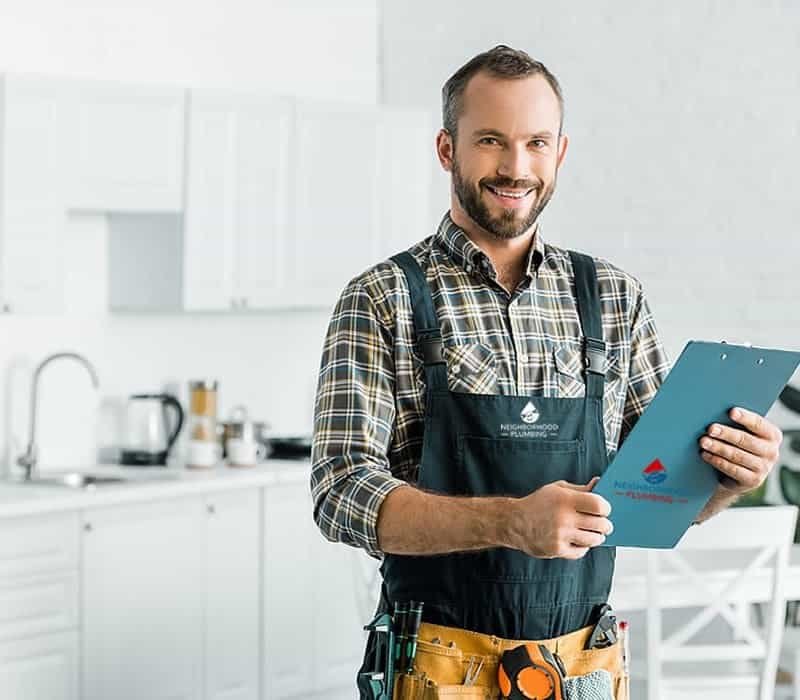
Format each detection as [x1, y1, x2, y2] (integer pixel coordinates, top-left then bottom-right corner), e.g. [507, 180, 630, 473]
[121, 393, 184, 466]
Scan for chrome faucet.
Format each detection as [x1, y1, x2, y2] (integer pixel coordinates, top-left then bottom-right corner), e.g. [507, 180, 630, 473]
[17, 352, 100, 481]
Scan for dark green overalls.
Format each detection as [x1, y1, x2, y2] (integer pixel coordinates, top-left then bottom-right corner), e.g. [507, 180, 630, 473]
[379, 249, 615, 641]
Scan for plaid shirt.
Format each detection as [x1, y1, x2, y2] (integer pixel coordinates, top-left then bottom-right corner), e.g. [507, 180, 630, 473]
[311, 213, 670, 557]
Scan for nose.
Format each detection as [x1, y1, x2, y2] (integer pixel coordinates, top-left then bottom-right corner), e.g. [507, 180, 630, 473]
[496, 143, 532, 183]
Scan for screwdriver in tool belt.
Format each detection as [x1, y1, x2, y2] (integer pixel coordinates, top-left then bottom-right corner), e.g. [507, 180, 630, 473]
[394, 602, 409, 672]
[404, 601, 424, 673]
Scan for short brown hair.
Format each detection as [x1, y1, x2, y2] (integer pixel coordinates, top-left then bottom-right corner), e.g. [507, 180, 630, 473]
[442, 45, 564, 140]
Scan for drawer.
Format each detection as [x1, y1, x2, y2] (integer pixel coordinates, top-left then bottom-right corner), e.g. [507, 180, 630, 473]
[0, 572, 79, 640]
[0, 629, 79, 700]
[0, 512, 79, 580]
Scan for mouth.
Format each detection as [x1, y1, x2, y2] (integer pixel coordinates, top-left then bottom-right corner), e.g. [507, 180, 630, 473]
[483, 184, 536, 209]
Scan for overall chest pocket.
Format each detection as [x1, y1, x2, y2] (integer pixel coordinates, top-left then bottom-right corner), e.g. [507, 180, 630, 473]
[444, 343, 499, 395]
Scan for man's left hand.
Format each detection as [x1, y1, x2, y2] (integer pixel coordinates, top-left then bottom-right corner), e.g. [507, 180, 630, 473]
[699, 406, 783, 494]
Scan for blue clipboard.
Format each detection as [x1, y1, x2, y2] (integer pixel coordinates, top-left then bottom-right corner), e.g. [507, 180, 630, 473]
[593, 341, 800, 549]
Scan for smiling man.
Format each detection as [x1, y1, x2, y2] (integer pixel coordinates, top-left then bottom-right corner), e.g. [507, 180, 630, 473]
[311, 45, 782, 699]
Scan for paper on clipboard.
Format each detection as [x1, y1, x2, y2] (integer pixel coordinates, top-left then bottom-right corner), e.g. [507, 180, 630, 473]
[593, 340, 800, 549]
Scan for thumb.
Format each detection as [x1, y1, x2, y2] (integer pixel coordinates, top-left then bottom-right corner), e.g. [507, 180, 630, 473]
[561, 476, 600, 492]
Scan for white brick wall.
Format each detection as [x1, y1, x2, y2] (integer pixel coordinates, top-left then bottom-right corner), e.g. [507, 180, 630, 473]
[381, 0, 800, 426]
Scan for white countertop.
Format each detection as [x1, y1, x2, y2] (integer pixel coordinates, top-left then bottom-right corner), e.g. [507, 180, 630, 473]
[0, 459, 311, 518]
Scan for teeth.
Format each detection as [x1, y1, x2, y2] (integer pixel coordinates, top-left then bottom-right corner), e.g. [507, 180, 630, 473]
[489, 186, 531, 199]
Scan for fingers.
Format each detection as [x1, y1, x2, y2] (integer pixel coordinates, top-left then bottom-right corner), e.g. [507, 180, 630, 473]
[568, 527, 607, 550]
[703, 423, 778, 463]
[571, 490, 612, 518]
[728, 407, 783, 442]
[561, 476, 599, 492]
[700, 450, 763, 491]
[576, 512, 614, 536]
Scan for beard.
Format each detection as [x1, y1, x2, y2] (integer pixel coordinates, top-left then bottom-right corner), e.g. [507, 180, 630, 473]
[451, 157, 555, 240]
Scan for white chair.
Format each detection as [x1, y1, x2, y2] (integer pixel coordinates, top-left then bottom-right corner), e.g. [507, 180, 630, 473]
[611, 505, 798, 700]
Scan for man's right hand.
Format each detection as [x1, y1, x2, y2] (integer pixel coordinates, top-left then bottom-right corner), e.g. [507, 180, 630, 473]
[508, 478, 613, 560]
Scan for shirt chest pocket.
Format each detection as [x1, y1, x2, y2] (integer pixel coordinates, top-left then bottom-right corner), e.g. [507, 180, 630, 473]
[443, 342, 499, 395]
[553, 343, 624, 399]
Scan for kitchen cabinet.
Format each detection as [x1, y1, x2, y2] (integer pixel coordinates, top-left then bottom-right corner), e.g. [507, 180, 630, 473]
[0, 512, 80, 700]
[203, 490, 261, 700]
[0, 632, 79, 700]
[81, 498, 205, 700]
[0, 75, 66, 313]
[183, 91, 291, 311]
[262, 481, 314, 698]
[61, 80, 185, 212]
[262, 480, 365, 698]
[289, 101, 382, 307]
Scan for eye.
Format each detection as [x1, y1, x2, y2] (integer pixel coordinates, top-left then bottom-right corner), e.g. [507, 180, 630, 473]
[478, 136, 500, 146]
[529, 139, 547, 149]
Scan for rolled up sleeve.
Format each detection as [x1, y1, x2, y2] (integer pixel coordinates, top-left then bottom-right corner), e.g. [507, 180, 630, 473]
[311, 280, 407, 559]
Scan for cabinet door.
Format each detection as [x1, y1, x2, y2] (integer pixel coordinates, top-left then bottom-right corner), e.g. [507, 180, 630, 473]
[0, 631, 78, 700]
[183, 91, 291, 311]
[183, 92, 236, 310]
[0, 75, 65, 313]
[311, 532, 371, 694]
[262, 482, 314, 699]
[62, 80, 184, 211]
[376, 109, 434, 259]
[231, 98, 291, 309]
[81, 498, 204, 700]
[204, 490, 260, 700]
[290, 102, 381, 307]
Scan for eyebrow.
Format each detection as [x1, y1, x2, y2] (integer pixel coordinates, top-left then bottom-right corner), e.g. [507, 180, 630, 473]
[473, 129, 555, 140]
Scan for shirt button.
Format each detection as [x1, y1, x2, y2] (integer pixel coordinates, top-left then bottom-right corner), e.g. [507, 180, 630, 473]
[451, 364, 461, 374]
[465, 264, 473, 274]
[519, 354, 529, 363]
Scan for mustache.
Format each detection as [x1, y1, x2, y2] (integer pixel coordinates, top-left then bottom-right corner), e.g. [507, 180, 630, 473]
[480, 177, 540, 190]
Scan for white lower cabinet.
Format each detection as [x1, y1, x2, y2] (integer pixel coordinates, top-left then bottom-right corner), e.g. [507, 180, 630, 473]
[0, 512, 80, 700]
[263, 481, 365, 699]
[0, 631, 79, 700]
[204, 490, 260, 700]
[81, 498, 205, 700]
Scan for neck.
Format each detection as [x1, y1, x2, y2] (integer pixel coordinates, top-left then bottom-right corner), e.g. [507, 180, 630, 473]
[449, 201, 537, 292]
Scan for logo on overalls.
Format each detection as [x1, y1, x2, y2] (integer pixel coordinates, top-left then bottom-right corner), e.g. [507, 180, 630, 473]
[520, 401, 540, 424]
[643, 458, 667, 484]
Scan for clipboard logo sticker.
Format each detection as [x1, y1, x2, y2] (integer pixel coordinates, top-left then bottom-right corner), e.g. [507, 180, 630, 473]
[643, 458, 667, 485]
[520, 401, 540, 424]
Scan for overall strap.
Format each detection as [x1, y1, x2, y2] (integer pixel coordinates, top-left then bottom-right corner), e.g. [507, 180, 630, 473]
[568, 251, 606, 399]
[390, 252, 449, 391]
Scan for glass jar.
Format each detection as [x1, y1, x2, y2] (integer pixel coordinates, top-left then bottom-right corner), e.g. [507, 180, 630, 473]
[187, 380, 219, 467]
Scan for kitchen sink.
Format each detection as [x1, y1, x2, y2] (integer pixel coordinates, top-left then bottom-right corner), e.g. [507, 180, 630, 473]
[28, 472, 130, 488]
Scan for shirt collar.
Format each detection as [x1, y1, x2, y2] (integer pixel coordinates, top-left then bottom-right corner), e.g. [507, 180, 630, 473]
[434, 212, 545, 279]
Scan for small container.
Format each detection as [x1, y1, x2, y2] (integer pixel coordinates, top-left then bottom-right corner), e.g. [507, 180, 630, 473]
[187, 380, 219, 468]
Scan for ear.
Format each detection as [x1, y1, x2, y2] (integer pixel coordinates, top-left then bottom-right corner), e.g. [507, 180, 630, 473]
[436, 129, 454, 171]
[556, 132, 569, 170]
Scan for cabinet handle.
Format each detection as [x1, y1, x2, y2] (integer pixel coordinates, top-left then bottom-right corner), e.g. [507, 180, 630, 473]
[2, 303, 11, 313]
[84, 522, 93, 532]
[241, 297, 248, 309]
[230, 298, 238, 309]
[207, 504, 216, 515]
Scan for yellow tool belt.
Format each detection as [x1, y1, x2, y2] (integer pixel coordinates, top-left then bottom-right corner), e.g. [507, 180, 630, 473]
[392, 620, 629, 700]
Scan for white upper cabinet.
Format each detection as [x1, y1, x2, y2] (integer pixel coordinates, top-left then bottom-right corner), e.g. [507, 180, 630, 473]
[61, 80, 185, 212]
[290, 101, 381, 307]
[0, 75, 66, 313]
[183, 90, 291, 311]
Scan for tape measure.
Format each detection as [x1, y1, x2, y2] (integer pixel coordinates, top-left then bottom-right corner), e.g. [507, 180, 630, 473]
[498, 643, 566, 700]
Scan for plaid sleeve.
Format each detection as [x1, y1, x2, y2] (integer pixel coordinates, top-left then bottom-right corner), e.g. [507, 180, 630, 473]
[310, 279, 407, 559]
[619, 287, 671, 445]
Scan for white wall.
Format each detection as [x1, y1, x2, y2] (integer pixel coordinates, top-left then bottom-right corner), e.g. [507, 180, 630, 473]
[381, 0, 800, 428]
[0, 0, 379, 472]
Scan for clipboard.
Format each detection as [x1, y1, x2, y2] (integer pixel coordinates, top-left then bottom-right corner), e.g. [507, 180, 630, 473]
[593, 341, 800, 549]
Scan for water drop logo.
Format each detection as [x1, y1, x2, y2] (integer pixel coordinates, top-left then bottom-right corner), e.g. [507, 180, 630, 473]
[520, 401, 540, 424]
[643, 458, 667, 485]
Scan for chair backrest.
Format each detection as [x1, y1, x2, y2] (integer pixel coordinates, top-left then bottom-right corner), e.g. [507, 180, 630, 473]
[640, 506, 797, 700]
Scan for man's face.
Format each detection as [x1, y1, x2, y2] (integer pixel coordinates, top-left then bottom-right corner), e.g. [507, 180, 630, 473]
[443, 72, 567, 240]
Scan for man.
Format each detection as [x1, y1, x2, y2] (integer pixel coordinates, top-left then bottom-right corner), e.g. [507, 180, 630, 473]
[311, 45, 782, 698]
